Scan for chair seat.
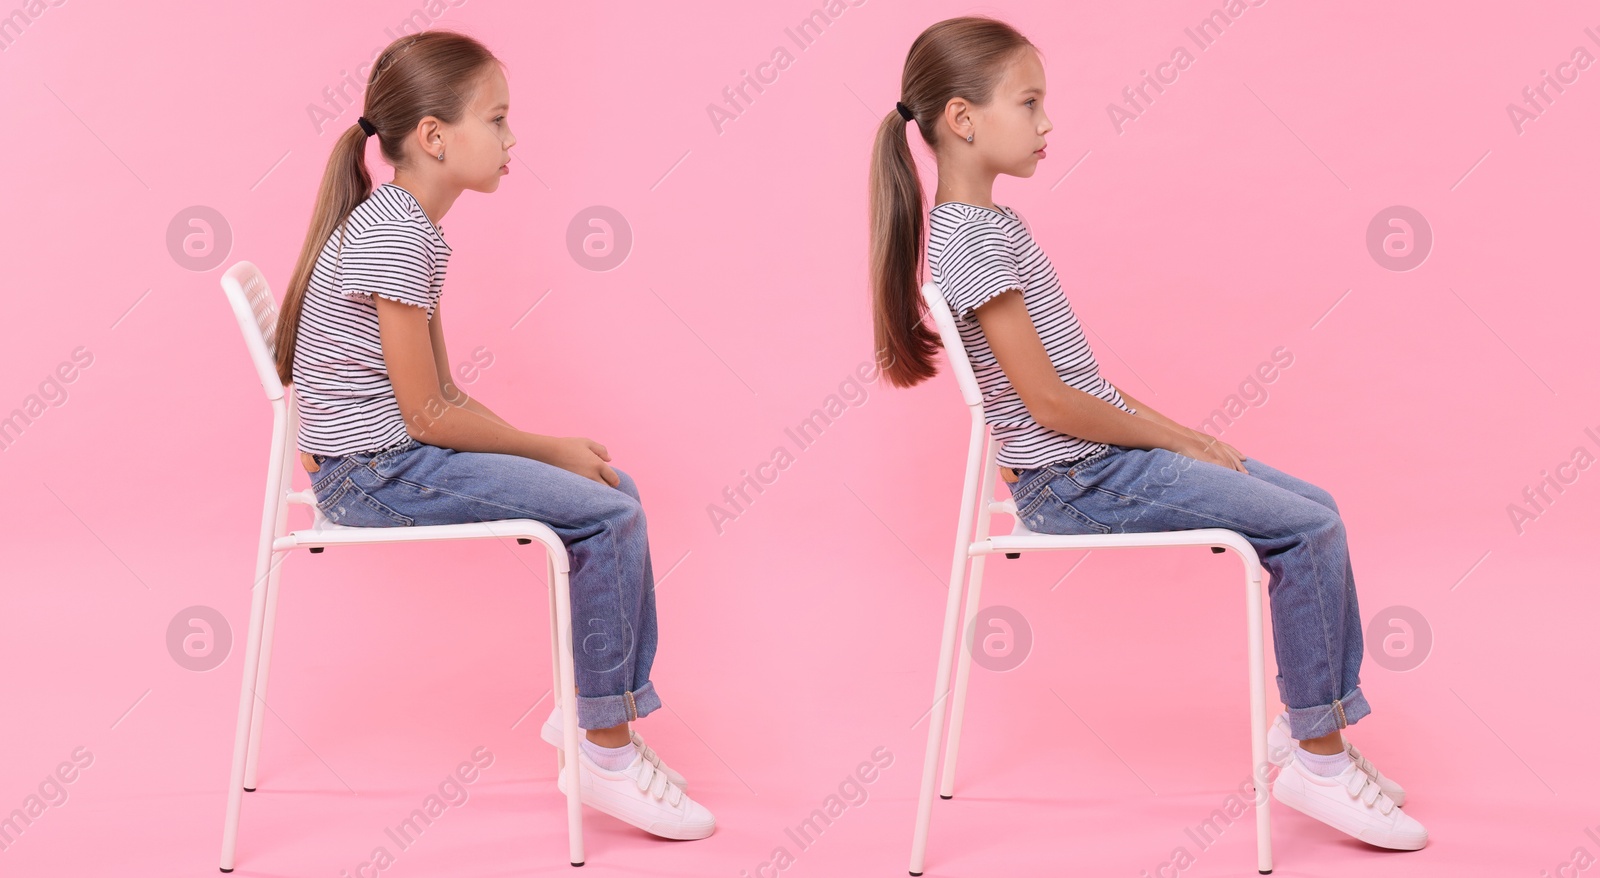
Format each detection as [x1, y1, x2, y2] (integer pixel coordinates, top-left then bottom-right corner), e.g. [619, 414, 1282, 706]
[273, 491, 562, 551]
[980, 498, 1255, 556]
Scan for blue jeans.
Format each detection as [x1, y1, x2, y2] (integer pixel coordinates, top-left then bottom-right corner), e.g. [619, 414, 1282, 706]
[306, 437, 660, 730]
[1007, 444, 1368, 741]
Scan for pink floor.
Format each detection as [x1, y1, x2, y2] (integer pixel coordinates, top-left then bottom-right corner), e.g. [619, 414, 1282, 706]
[3, 531, 1592, 876]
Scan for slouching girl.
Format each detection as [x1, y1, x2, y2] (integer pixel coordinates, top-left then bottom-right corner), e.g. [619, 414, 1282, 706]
[273, 30, 711, 841]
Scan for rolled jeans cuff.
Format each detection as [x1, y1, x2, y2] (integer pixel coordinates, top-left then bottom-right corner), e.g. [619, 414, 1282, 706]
[575, 680, 661, 729]
[1285, 685, 1370, 741]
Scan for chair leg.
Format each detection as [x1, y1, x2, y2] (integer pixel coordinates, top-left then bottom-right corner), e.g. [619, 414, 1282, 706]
[219, 547, 283, 872]
[547, 552, 585, 867]
[544, 556, 566, 779]
[243, 432, 296, 793]
[1244, 564, 1274, 874]
[938, 551, 990, 799]
[242, 551, 289, 791]
[908, 553, 972, 876]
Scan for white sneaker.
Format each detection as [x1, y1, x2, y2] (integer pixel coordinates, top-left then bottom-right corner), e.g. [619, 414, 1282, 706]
[555, 742, 715, 840]
[540, 707, 689, 791]
[1272, 752, 1427, 850]
[1266, 710, 1407, 806]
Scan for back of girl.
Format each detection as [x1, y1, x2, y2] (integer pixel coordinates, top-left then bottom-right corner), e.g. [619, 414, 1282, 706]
[869, 14, 1428, 858]
[273, 29, 714, 843]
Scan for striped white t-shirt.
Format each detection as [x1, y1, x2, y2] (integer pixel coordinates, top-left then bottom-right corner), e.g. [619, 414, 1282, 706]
[290, 182, 451, 455]
[927, 201, 1136, 469]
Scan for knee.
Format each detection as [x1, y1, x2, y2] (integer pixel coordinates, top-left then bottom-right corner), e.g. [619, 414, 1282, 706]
[611, 466, 641, 502]
[602, 469, 645, 523]
[1313, 506, 1345, 539]
[1318, 488, 1339, 515]
[1302, 483, 1338, 515]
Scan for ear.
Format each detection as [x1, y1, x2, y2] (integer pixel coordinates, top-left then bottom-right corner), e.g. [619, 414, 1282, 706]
[942, 97, 973, 140]
[412, 116, 445, 155]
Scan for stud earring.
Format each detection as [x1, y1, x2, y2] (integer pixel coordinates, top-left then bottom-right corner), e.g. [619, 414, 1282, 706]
[436, 150, 444, 161]
[966, 132, 974, 143]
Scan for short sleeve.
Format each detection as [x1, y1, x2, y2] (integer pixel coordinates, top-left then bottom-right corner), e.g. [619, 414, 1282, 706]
[938, 220, 1025, 323]
[334, 219, 439, 316]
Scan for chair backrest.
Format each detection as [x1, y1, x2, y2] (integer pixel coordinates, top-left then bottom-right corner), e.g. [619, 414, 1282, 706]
[220, 261, 287, 402]
[221, 260, 309, 529]
[920, 281, 1007, 534]
[919, 281, 984, 410]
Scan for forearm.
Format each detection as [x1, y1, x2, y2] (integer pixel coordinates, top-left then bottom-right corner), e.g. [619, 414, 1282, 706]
[405, 391, 558, 463]
[446, 386, 516, 430]
[1110, 383, 1196, 438]
[1039, 385, 1189, 451]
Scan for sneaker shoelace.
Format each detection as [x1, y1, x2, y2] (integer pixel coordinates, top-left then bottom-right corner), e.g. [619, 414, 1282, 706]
[1341, 763, 1397, 816]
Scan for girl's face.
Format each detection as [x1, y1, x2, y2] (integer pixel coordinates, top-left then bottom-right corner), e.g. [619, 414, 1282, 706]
[971, 47, 1052, 178]
[447, 64, 517, 193]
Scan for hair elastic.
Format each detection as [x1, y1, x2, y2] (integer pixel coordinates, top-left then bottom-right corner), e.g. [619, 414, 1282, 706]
[895, 101, 914, 121]
[356, 116, 376, 137]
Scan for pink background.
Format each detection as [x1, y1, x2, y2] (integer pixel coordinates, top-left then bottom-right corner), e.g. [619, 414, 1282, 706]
[3, 0, 1597, 875]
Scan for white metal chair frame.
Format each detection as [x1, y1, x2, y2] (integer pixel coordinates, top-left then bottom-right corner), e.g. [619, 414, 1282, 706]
[907, 281, 1275, 876]
[216, 261, 587, 872]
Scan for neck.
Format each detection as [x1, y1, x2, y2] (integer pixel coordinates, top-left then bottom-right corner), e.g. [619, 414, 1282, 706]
[933, 168, 997, 210]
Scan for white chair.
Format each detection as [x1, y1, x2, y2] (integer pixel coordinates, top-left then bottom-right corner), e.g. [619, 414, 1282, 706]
[216, 261, 587, 871]
[907, 281, 1275, 876]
